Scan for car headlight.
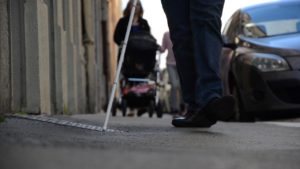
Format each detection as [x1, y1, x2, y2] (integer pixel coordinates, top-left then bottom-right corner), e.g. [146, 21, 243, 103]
[241, 53, 290, 72]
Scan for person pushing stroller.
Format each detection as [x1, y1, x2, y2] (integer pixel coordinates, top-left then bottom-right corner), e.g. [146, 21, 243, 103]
[114, 0, 150, 47]
[113, 0, 162, 118]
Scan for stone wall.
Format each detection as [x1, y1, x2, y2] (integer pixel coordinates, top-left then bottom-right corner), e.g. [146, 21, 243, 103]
[0, 0, 122, 115]
[0, 0, 11, 115]
[107, 0, 122, 92]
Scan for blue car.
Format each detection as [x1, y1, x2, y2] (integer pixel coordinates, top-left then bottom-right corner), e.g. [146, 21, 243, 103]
[221, 0, 300, 121]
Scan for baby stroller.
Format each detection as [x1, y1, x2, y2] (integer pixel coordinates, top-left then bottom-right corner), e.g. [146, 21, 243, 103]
[112, 31, 164, 118]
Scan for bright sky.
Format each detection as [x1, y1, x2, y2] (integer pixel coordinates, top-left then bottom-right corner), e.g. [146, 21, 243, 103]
[121, 0, 278, 68]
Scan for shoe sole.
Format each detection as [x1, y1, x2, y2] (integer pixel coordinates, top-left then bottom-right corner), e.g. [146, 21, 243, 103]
[172, 118, 216, 128]
[211, 96, 235, 121]
[172, 122, 215, 128]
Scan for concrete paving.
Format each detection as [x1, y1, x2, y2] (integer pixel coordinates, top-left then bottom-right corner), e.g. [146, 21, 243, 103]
[0, 113, 299, 169]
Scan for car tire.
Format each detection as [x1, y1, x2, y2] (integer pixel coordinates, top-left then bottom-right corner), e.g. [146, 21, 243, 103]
[232, 84, 255, 122]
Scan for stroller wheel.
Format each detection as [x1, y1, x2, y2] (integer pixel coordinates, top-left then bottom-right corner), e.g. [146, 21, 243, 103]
[148, 100, 155, 118]
[112, 99, 118, 117]
[103, 100, 118, 117]
[156, 101, 164, 118]
[137, 108, 146, 117]
[121, 100, 127, 117]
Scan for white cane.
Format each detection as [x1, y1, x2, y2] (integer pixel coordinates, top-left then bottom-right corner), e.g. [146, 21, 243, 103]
[103, 0, 138, 130]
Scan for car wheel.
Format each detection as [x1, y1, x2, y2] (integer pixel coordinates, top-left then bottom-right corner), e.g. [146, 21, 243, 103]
[232, 84, 255, 122]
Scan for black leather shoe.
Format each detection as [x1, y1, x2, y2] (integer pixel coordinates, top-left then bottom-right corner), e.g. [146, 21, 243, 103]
[206, 95, 235, 121]
[172, 110, 216, 128]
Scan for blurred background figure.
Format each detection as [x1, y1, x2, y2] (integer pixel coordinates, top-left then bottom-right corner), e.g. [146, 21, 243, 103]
[160, 31, 185, 117]
[113, 0, 158, 117]
[114, 0, 150, 46]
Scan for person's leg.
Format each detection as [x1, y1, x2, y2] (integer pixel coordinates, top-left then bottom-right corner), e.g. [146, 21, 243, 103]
[189, 0, 224, 111]
[188, 0, 235, 122]
[167, 64, 180, 113]
[162, 0, 219, 127]
[161, 0, 197, 111]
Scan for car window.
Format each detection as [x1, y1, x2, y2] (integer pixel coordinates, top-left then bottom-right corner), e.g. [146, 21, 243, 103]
[242, 2, 300, 38]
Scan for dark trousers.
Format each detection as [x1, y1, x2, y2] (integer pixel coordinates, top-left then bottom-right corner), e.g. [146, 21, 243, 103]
[161, 0, 225, 111]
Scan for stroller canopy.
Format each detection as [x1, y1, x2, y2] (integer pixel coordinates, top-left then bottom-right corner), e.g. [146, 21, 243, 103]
[122, 31, 158, 78]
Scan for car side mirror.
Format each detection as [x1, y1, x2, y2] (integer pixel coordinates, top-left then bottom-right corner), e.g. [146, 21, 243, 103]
[222, 35, 237, 49]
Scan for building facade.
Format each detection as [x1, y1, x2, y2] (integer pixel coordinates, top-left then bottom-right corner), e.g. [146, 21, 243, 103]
[0, 0, 122, 115]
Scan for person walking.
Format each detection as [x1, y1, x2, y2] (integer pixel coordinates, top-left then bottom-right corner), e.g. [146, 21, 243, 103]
[113, 0, 151, 117]
[160, 31, 184, 117]
[114, 0, 150, 46]
[161, 0, 235, 127]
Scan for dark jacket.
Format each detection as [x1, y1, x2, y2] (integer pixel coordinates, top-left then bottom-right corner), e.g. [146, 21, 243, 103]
[113, 16, 151, 45]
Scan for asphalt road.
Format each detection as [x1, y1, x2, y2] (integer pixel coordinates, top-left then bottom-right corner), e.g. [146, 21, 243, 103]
[0, 113, 299, 169]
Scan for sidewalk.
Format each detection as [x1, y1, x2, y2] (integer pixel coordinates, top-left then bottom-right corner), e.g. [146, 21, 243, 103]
[1, 113, 300, 169]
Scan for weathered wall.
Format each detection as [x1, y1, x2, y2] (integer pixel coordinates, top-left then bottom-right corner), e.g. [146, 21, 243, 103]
[0, 0, 11, 115]
[107, 0, 122, 92]
[0, 0, 122, 115]
[23, 0, 51, 114]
